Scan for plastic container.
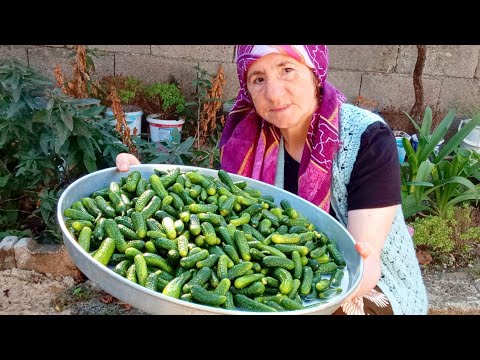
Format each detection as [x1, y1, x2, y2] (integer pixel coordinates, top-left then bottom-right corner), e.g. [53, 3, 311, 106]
[106, 109, 143, 135]
[411, 134, 419, 151]
[411, 134, 444, 155]
[396, 137, 407, 163]
[147, 114, 185, 142]
[394, 132, 411, 163]
[461, 138, 480, 153]
[459, 119, 480, 153]
[434, 139, 445, 155]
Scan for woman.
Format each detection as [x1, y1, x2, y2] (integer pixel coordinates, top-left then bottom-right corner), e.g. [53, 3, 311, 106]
[116, 45, 429, 315]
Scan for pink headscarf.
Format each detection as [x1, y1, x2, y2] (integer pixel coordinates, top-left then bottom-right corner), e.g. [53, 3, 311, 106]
[220, 45, 345, 212]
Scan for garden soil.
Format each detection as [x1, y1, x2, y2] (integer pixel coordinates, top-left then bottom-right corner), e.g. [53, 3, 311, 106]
[0, 268, 145, 315]
[1, 267, 479, 315]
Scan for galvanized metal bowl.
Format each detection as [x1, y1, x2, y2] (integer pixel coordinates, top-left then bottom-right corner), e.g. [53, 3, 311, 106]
[57, 164, 363, 315]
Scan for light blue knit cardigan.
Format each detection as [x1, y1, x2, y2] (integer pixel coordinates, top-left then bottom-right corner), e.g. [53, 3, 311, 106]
[275, 103, 429, 315]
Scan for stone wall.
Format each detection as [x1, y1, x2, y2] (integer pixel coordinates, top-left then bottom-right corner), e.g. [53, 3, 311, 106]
[1, 45, 479, 126]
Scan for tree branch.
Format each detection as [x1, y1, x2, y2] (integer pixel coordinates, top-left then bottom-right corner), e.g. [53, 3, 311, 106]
[410, 45, 427, 122]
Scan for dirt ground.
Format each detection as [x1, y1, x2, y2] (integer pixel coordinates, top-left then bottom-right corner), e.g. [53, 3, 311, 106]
[0, 268, 145, 315]
[1, 267, 478, 315]
[0, 268, 75, 315]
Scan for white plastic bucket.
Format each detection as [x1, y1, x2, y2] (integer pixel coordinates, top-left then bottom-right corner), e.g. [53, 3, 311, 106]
[461, 138, 480, 153]
[106, 109, 143, 135]
[147, 114, 185, 142]
[458, 119, 480, 153]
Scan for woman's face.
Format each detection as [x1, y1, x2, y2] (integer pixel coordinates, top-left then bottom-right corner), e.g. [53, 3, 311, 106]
[246, 53, 318, 129]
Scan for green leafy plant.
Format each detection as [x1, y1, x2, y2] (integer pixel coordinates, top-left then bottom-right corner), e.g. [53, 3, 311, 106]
[400, 106, 480, 218]
[143, 83, 186, 119]
[0, 58, 127, 243]
[94, 75, 144, 112]
[191, 134, 221, 169]
[191, 65, 226, 145]
[183, 66, 212, 139]
[0, 229, 32, 241]
[464, 149, 480, 182]
[412, 204, 480, 267]
[412, 212, 454, 253]
[138, 128, 194, 165]
[182, 65, 227, 169]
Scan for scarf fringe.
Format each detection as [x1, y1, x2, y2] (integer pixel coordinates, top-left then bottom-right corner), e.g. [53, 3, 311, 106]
[340, 289, 390, 315]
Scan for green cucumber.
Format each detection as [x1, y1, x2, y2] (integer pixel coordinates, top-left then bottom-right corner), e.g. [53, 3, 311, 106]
[124, 170, 142, 192]
[234, 294, 277, 312]
[104, 219, 128, 253]
[93, 237, 116, 265]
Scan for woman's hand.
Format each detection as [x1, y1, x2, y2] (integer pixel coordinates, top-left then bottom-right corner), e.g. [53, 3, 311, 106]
[343, 206, 397, 304]
[345, 241, 382, 302]
[116, 153, 141, 172]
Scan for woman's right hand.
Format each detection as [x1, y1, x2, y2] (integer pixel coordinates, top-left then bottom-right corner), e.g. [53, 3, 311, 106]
[116, 153, 141, 172]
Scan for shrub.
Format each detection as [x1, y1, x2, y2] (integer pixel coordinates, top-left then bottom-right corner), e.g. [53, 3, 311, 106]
[412, 204, 480, 267]
[412, 210, 455, 252]
[0, 58, 126, 243]
[137, 127, 194, 165]
[143, 83, 186, 119]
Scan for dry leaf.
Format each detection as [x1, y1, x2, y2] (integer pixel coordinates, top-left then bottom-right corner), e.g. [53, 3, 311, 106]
[108, 86, 138, 156]
[54, 45, 91, 99]
[197, 65, 225, 147]
[99, 294, 115, 304]
[416, 250, 433, 265]
[120, 303, 132, 311]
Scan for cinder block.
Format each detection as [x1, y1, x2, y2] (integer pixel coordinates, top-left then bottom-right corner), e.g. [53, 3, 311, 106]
[396, 45, 480, 78]
[436, 77, 480, 118]
[359, 73, 441, 113]
[115, 53, 199, 99]
[475, 58, 480, 80]
[152, 45, 235, 63]
[14, 238, 81, 279]
[28, 46, 114, 81]
[0, 45, 28, 63]
[36, 45, 67, 48]
[328, 70, 362, 103]
[0, 236, 20, 270]
[88, 45, 150, 54]
[329, 45, 399, 72]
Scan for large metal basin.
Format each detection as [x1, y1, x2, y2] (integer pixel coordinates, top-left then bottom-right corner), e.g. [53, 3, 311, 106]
[57, 164, 363, 314]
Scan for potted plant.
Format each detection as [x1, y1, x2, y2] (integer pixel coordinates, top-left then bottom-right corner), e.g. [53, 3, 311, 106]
[142, 82, 186, 142]
[400, 106, 480, 219]
[95, 75, 145, 136]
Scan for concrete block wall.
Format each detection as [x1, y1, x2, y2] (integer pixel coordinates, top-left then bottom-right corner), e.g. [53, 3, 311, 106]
[1, 44, 479, 120]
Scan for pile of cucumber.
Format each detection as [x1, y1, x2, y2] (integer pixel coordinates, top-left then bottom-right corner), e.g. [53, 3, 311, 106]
[63, 167, 346, 312]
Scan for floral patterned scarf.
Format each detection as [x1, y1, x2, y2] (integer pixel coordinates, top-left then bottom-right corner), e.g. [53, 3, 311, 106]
[220, 45, 345, 212]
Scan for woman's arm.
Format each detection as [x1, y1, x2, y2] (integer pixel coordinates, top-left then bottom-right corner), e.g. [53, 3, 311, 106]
[345, 205, 398, 301]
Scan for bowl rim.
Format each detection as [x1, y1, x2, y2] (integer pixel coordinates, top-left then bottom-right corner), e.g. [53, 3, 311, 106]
[57, 164, 363, 315]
